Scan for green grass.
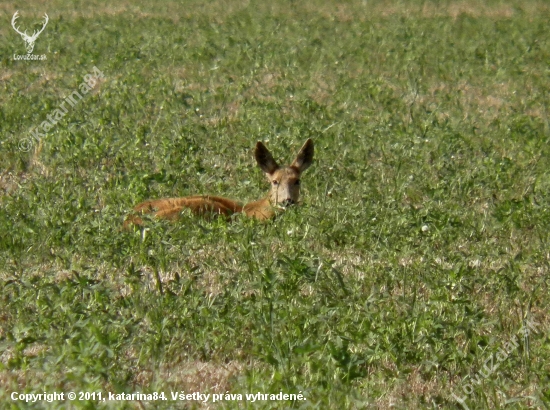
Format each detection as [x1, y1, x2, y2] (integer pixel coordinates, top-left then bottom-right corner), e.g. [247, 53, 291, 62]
[1, 1, 550, 408]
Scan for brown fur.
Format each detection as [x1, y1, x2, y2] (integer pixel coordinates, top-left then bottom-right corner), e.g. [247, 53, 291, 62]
[124, 139, 314, 228]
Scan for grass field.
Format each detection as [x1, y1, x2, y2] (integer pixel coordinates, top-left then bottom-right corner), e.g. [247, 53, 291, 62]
[1, 0, 550, 408]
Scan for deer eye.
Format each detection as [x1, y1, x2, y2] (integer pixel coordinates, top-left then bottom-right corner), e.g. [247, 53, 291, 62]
[272, 180, 279, 185]
[295, 180, 301, 186]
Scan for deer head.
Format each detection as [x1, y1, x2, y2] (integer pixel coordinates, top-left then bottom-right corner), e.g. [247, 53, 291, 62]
[255, 139, 314, 208]
[11, 11, 49, 54]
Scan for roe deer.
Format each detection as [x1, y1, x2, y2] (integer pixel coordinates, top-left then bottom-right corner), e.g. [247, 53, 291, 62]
[124, 139, 314, 227]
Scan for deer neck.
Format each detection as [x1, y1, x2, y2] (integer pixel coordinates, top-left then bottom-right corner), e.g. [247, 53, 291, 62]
[242, 196, 279, 220]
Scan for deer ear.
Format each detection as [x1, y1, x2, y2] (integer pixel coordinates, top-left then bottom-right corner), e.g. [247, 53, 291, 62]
[291, 139, 314, 173]
[255, 141, 279, 175]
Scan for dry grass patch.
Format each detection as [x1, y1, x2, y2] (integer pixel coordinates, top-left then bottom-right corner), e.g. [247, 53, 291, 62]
[3, 0, 547, 24]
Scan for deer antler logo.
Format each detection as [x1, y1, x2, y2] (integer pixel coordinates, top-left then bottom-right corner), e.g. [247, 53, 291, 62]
[11, 11, 49, 54]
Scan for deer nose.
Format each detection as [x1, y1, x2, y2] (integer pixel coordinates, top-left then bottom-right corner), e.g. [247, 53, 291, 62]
[282, 199, 295, 207]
